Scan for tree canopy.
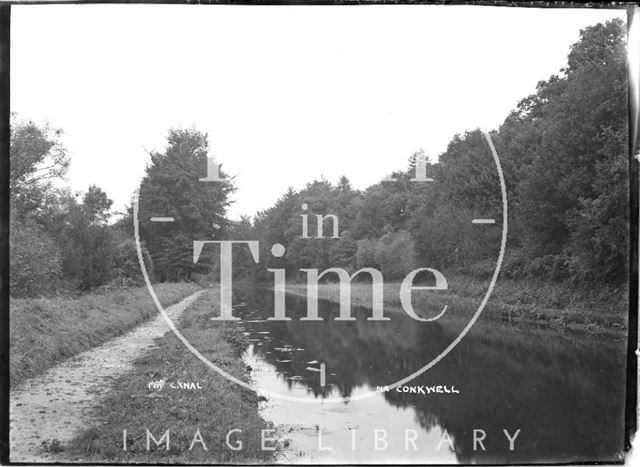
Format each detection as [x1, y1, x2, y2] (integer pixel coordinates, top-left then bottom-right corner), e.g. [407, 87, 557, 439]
[138, 128, 236, 281]
[244, 19, 629, 285]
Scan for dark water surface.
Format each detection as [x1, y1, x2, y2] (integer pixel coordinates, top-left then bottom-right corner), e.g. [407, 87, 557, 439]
[229, 286, 626, 464]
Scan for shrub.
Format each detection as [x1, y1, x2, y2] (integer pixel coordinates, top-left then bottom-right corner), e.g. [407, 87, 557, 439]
[464, 258, 496, 279]
[355, 238, 378, 269]
[10, 218, 62, 297]
[59, 223, 115, 290]
[374, 230, 417, 280]
[111, 239, 155, 286]
[501, 249, 529, 279]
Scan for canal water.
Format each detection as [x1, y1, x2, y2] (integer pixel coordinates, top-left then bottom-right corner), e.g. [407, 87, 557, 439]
[229, 286, 627, 464]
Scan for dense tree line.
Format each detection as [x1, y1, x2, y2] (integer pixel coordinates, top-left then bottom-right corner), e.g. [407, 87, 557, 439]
[239, 19, 629, 285]
[10, 19, 628, 297]
[9, 120, 232, 297]
[9, 113, 146, 296]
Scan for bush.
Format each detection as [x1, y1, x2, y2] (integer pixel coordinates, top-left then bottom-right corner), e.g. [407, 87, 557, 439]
[111, 239, 155, 286]
[10, 218, 62, 297]
[463, 258, 496, 279]
[374, 230, 417, 280]
[355, 238, 378, 269]
[526, 254, 570, 282]
[409, 203, 499, 269]
[59, 223, 115, 290]
[501, 249, 529, 279]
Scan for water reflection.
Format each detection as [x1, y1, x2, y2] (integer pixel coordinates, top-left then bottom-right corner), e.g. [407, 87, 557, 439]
[232, 286, 626, 464]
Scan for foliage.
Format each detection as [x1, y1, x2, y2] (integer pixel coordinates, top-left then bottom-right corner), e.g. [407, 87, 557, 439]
[516, 19, 627, 279]
[9, 218, 62, 298]
[373, 230, 417, 279]
[9, 114, 70, 220]
[111, 239, 155, 286]
[9, 19, 629, 295]
[9, 117, 123, 295]
[225, 216, 258, 280]
[355, 238, 378, 269]
[248, 20, 629, 286]
[138, 128, 235, 281]
[57, 186, 116, 290]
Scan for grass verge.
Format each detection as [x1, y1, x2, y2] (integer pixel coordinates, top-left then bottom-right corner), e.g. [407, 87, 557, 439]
[10, 282, 201, 386]
[67, 289, 274, 464]
[284, 275, 628, 337]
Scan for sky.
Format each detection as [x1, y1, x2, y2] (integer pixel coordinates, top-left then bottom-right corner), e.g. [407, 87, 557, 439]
[11, 5, 626, 220]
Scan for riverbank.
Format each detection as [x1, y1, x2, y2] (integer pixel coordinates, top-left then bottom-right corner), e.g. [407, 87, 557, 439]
[9, 291, 205, 463]
[10, 282, 200, 386]
[283, 275, 627, 337]
[67, 289, 275, 464]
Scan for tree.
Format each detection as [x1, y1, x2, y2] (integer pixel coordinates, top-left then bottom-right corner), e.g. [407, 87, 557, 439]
[9, 114, 69, 219]
[138, 128, 235, 281]
[328, 230, 358, 271]
[437, 130, 503, 215]
[516, 19, 627, 279]
[247, 19, 629, 286]
[83, 185, 113, 225]
[111, 238, 155, 286]
[353, 178, 411, 239]
[355, 238, 378, 269]
[226, 216, 258, 280]
[374, 230, 417, 280]
[58, 186, 116, 289]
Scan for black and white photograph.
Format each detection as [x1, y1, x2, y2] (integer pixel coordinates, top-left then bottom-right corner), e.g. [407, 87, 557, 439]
[1, 2, 638, 465]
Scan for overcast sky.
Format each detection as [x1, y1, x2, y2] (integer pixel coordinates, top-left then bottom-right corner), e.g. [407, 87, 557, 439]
[11, 5, 626, 220]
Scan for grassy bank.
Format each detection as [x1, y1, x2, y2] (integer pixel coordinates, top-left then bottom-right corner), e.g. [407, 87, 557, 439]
[284, 275, 628, 337]
[10, 282, 200, 386]
[68, 289, 273, 464]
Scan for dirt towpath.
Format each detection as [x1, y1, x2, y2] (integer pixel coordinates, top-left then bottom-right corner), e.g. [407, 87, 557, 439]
[9, 290, 205, 463]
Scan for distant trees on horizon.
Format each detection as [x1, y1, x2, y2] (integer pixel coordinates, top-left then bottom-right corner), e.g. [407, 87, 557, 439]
[240, 19, 629, 285]
[9, 19, 629, 297]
